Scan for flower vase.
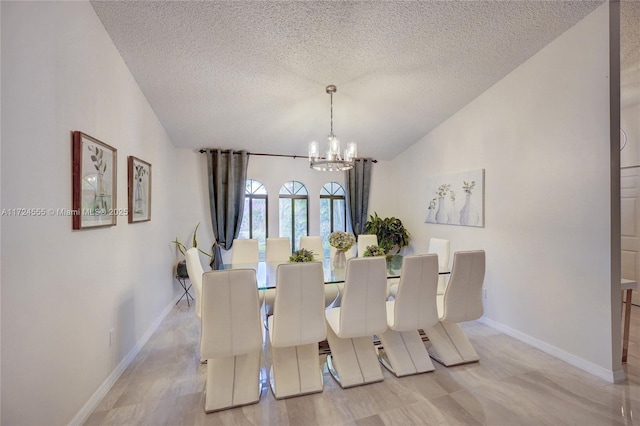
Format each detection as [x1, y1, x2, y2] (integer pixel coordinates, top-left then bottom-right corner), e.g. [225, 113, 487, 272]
[94, 173, 108, 213]
[435, 197, 448, 224]
[448, 200, 457, 225]
[460, 193, 479, 226]
[426, 208, 436, 223]
[333, 249, 347, 270]
[135, 181, 143, 214]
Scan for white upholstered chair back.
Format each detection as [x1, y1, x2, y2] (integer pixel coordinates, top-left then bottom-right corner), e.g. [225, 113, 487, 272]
[440, 250, 485, 323]
[200, 269, 263, 359]
[338, 257, 388, 338]
[428, 238, 450, 293]
[299, 236, 325, 261]
[270, 262, 326, 347]
[266, 237, 291, 261]
[185, 248, 205, 319]
[391, 254, 439, 331]
[357, 234, 378, 257]
[231, 238, 259, 264]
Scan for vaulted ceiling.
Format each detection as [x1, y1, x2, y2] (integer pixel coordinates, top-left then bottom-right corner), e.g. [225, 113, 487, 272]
[91, 1, 622, 161]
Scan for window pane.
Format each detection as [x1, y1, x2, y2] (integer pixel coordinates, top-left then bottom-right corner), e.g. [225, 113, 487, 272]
[252, 198, 267, 260]
[238, 197, 250, 239]
[249, 180, 267, 195]
[293, 198, 308, 251]
[333, 199, 346, 232]
[279, 198, 292, 241]
[295, 181, 308, 195]
[320, 198, 331, 258]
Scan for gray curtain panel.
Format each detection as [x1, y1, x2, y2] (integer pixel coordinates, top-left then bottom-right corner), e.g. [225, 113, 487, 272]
[345, 158, 373, 236]
[206, 149, 249, 269]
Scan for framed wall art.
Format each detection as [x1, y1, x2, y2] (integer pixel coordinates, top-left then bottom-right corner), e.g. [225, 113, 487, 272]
[72, 131, 117, 229]
[128, 156, 151, 223]
[425, 169, 485, 227]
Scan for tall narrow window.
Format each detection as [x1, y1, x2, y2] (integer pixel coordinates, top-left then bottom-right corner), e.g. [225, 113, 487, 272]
[320, 182, 346, 258]
[238, 179, 268, 260]
[279, 181, 308, 251]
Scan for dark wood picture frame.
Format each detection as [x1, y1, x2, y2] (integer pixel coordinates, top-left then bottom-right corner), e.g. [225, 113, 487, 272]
[128, 156, 152, 223]
[72, 131, 118, 229]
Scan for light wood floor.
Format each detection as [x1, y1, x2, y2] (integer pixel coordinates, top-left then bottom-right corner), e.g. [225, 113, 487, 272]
[85, 301, 640, 425]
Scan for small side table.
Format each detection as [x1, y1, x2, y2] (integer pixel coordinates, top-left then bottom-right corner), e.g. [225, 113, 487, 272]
[622, 278, 637, 364]
[176, 275, 194, 307]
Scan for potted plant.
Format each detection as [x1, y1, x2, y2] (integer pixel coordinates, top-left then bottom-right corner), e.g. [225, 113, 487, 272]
[172, 223, 212, 277]
[289, 248, 316, 263]
[364, 212, 410, 255]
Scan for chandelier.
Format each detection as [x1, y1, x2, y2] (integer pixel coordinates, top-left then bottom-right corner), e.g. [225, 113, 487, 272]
[308, 85, 357, 171]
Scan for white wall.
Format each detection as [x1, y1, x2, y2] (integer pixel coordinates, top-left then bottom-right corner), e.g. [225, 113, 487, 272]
[621, 102, 640, 168]
[1, 2, 198, 424]
[0, 2, 3, 420]
[377, 4, 617, 379]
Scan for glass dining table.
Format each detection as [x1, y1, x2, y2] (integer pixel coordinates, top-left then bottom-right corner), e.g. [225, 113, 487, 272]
[220, 255, 449, 290]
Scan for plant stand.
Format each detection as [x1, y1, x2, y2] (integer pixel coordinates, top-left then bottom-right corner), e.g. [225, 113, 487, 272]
[176, 276, 194, 306]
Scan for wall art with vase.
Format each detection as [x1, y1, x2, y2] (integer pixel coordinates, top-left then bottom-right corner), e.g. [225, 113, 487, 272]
[72, 131, 117, 229]
[424, 169, 484, 227]
[128, 156, 151, 223]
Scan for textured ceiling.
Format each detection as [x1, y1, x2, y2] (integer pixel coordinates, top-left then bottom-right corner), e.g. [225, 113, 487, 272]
[90, 1, 609, 160]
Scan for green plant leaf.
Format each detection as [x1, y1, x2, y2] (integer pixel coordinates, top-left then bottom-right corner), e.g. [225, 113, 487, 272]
[192, 222, 200, 248]
[198, 247, 213, 258]
[172, 238, 186, 256]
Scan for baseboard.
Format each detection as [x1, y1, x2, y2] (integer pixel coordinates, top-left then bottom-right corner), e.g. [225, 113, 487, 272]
[69, 293, 182, 426]
[477, 317, 624, 383]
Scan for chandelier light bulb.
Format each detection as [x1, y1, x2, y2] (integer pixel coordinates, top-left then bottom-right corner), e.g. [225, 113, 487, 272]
[329, 136, 341, 160]
[345, 142, 357, 162]
[308, 141, 320, 162]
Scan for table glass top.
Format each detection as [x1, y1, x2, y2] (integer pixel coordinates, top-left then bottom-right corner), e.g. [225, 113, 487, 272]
[220, 255, 448, 290]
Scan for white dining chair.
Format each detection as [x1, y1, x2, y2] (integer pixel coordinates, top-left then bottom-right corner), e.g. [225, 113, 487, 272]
[378, 254, 439, 376]
[357, 234, 378, 257]
[200, 268, 263, 412]
[268, 262, 326, 398]
[231, 238, 259, 264]
[266, 237, 291, 261]
[299, 236, 324, 261]
[185, 248, 205, 320]
[325, 257, 388, 388]
[423, 250, 485, 366]
[231, 238, 262, 305]
[300, 236, 340, 307]
[264, 237, 292, 316]
[389, 238, 450, 300]
[329, 245, 356, 307]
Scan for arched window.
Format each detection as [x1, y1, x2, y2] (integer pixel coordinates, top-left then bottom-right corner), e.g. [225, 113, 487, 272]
[320, 182, 346, 258]
[279, 181, 308, 251]
[238, 179, 268, 260]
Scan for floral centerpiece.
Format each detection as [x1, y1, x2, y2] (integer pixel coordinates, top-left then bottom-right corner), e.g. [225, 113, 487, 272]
[289, 248, 316, 263]
[328, 231, 355, 269]
[329, 231, 356, 251]
[363, 245, 386, 257]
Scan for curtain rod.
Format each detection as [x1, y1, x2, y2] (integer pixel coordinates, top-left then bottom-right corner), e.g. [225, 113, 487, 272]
[198, 149, 377, 163]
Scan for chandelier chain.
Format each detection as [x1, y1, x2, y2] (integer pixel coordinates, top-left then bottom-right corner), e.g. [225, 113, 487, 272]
[330, 91, 334, 137]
